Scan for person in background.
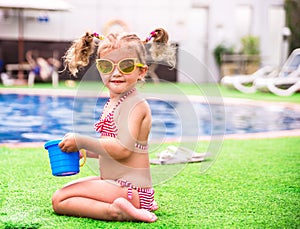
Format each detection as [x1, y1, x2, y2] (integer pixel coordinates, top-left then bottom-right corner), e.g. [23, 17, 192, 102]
[26, 50, 61, 87]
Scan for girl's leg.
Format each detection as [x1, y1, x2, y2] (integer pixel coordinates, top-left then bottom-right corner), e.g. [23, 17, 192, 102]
[52, 178, 157, 222]
[62, 175, 100, 187]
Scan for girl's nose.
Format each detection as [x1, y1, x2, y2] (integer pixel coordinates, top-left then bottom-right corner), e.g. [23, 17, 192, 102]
[111, 65, 122, 77]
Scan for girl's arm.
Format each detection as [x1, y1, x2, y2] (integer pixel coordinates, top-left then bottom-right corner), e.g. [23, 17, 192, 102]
[59, 134, 132, 160]
[59, 100, 150, 161]
[85, 150, 99, 158]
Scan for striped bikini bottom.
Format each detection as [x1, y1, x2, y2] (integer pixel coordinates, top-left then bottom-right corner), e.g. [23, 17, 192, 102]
[115, 179, 155, 211]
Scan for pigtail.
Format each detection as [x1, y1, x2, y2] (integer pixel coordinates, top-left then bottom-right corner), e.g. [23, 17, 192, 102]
[62, 32, 97, 76]
[144, 28, 176, 68]
[152, 28, 169, 43]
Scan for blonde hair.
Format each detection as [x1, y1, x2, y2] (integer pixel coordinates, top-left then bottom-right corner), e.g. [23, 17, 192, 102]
[63, 28, 176, 76]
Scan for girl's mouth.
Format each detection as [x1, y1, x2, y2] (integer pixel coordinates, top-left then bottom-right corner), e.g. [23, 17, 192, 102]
[110, 80, 124, 83]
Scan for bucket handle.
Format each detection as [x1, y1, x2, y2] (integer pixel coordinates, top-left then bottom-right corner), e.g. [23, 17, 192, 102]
[79, 149, 87, 167]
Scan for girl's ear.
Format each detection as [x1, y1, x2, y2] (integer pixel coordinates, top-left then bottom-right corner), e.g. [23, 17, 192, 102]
[139, 65, 148, 80]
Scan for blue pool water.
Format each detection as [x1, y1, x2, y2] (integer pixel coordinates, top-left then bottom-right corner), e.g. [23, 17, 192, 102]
[0, 94, 300, 143]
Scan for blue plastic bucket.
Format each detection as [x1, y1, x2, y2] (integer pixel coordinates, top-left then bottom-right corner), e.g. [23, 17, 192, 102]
[44, 139, 81, 176]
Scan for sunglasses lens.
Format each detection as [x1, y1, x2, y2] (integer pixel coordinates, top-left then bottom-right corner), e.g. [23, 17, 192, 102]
[96, 58, 140, 74]
[119, 59, 135, 73]
[97, 60, 113, 74]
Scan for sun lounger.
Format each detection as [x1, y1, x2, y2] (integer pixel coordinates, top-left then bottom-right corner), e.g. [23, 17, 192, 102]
[221, 66, 275, 93]
[267, 79, 300, 96]
[221, 48, 300, 94]
[254, 66, 300, 96]
[254, 49, 300, 95]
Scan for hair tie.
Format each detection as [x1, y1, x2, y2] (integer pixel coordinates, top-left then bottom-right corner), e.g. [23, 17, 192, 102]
[144, 30, 157, 43]
[93, 32, 105, 40]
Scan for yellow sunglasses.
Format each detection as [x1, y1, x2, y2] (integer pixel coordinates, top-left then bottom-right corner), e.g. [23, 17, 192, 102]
[96, 58, 144, 74]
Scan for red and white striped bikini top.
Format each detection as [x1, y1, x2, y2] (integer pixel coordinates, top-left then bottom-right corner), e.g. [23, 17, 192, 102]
[94, 111, 118, 138]
[94, 88, 148, 150]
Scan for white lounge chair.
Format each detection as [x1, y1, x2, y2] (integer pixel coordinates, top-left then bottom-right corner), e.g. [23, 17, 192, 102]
[267, 79, 300, 96]
[254, 49, 300, 95]
[221, 48, 300, 94]
[221, 65, 275, 93]
[254, 66, 300, 96]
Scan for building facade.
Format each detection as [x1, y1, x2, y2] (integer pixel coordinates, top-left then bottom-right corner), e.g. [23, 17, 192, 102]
[0, 0, 286, 83]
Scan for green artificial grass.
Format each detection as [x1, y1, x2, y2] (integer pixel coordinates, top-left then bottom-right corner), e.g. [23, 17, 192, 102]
[0, 138, 299, 228]
[0, 81, 299, 228]
[1, 81, 300, 104]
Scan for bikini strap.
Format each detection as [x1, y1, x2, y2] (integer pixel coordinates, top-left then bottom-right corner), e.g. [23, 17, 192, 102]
[104, 88, 136, 115]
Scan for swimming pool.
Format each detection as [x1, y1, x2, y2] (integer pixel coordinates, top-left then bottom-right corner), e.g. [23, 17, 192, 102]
[0, 93, 300, 143]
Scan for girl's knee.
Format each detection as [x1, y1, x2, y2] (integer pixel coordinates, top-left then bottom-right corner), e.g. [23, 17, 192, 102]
[51, 189, 63, 214]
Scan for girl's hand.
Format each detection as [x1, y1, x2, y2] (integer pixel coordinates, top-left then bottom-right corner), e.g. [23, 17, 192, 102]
[59, 133, 80, 152]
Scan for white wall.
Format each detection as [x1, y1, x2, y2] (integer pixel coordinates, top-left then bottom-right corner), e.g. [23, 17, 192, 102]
[0, 0, 285, 82]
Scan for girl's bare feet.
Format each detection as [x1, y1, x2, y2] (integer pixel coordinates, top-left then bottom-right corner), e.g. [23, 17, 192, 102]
[151, 200, 159, 211]
[111, 198, 157, 223]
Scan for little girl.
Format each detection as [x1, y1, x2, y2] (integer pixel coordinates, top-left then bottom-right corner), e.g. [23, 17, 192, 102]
[52, 28, 175, 223]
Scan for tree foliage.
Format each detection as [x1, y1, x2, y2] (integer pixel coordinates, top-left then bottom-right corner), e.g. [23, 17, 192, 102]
[285, 0, 300, 53]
